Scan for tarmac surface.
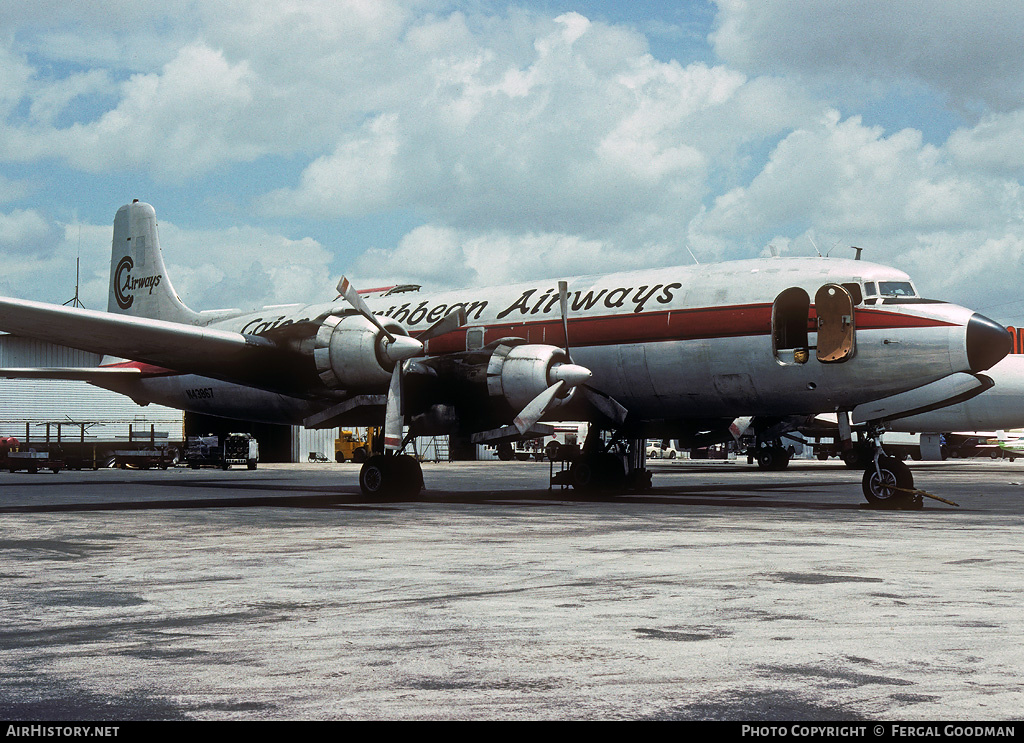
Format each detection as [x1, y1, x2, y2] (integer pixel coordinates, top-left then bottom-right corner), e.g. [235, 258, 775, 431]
[1, 458, 1022, 721]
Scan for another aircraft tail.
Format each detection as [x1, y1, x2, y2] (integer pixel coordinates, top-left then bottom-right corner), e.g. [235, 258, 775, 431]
[108, 200, 201, 324]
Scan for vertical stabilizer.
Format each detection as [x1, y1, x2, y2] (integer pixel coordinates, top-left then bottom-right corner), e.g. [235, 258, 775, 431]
[108, 200, 201, 324]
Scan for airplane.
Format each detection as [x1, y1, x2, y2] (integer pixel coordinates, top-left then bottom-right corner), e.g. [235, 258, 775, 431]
[0, 200, 1012, 508]
[797, 354, 1024, 465]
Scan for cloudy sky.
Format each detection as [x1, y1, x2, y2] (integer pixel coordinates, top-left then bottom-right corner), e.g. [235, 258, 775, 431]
[2, 0, 1023, 325]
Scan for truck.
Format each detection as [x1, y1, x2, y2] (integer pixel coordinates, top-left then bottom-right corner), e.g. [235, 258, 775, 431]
[185, 433, 258, 470]
[334, 428, 373, 463]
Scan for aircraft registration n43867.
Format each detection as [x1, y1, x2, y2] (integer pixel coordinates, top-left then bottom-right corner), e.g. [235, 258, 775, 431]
[0, 201, 1011, 506]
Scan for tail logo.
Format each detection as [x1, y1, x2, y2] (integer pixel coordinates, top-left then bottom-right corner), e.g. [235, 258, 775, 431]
[114, 256, 163, 310]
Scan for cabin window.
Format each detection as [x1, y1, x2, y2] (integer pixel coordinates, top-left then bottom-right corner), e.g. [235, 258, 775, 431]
[815, 284, 856, 363]
[466, 327, 485, 351]
[772, 287, 810, 365]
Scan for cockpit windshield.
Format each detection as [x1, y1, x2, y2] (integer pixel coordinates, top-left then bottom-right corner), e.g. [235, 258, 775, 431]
[877, 281, 916, 297]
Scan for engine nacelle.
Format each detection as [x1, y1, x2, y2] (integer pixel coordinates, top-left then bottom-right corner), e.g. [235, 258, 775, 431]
[313, 314, 409, 390]
[486, 343, 577, 411]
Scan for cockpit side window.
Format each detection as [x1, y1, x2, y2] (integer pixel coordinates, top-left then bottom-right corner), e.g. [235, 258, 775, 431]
[864, 282, 877, 297]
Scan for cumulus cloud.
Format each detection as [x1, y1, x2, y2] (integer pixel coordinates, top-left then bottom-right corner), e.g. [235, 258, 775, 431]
[1, 0, 1023, 327]
[710, 0, 1024, 112]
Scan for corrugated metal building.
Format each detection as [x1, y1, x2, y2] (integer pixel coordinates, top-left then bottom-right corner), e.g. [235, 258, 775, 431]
[0, 333, 339, 461]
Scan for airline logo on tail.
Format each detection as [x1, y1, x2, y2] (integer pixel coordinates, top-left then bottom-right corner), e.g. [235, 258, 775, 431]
[113, 256, 162, 309]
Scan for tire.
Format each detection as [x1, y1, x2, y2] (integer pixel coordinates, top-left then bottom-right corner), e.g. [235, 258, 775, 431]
[247, 459, 257, 470]
[862, 456, 915, 509]
[570, 457, 600, 492]
[359, 455, 421, 499]
[571, 453, 625, 493]
[353, 447, 367, 463]
[359, 455, 388, 497]
[336, 452, 345, 463]
[756, 446, 790, 471]
[842, 445, 873, 469]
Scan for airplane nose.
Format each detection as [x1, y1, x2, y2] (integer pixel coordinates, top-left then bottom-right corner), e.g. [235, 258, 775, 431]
[967, 313, 1012, 372]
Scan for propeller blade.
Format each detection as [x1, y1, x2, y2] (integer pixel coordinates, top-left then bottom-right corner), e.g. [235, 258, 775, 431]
[337, 276, 395, 343]
[729, 416, 753, 441]
[513, 380, 566, 435]
[383, 362, 404, 451]
[558, 280, 571, 361]
[418, 307, 468, 344]
[338, 276, 424, 362]
[581, 386, 628, 427]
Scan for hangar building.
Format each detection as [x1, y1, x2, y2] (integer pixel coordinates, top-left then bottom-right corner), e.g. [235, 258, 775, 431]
[0, 333, 340, 463]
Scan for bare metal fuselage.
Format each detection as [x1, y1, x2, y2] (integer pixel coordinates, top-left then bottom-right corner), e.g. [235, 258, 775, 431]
[96, 257, 986, 430]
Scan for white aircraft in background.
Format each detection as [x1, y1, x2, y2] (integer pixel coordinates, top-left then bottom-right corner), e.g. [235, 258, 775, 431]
[801, 354, 1024, 465]
[0, 201, 1011, 506]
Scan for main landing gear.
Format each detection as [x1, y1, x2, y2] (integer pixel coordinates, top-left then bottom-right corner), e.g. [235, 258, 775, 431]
[563, 429, 651, 494]
[359, 453, 423, 499]
[752, 441, 791, 471]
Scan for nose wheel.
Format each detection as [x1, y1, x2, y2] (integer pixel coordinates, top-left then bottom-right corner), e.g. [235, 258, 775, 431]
[862, 454, 920, 509]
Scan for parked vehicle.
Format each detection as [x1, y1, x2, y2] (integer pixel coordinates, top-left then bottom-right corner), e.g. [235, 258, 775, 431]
[0, 437, 62, 473]
[185, 433, 258, 470]
[646, 440, 678, 459]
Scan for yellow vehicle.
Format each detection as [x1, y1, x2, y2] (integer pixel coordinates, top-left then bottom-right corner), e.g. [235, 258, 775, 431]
[335, 428, 373, 463]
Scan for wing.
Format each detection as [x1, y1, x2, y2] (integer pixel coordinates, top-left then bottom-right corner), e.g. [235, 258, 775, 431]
[0, 296, 285, 387]
[0, 367, 146, 381]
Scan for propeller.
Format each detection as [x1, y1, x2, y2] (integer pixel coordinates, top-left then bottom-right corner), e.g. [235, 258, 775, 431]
[337, 277, 423, 364]
[337, 277, 468, 451]
[512, 362, 593, 436]
[510, 278, 627, 432]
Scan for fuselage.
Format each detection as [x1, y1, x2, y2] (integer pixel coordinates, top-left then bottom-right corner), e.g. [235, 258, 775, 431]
[98, 256, 1008, 430]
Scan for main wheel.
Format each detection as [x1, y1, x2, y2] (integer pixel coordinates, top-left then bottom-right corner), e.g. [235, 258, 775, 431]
[359, 454, 422, 499]
[756, 445, 790, 471]
[862, 456, 915, 509]
[570, 453, 625, 493]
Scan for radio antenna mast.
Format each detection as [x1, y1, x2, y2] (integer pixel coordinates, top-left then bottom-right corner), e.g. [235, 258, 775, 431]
[63, 225, 85, 308]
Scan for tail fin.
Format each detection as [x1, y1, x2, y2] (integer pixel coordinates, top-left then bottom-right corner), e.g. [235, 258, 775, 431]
[108, 200, 201, 324]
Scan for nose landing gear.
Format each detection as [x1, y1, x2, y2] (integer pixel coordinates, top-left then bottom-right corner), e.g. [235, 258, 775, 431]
[862, 453, 921, 510]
